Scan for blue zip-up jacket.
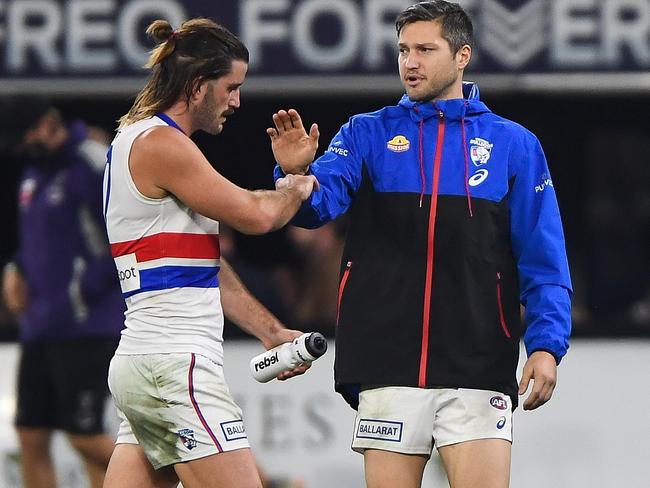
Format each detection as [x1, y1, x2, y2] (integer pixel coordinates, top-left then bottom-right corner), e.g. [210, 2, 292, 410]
[275, 83, 572, 409]
[14, 122, 125, 342]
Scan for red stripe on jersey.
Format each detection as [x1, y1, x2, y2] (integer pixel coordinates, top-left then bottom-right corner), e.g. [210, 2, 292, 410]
[111, 233, 220, 262]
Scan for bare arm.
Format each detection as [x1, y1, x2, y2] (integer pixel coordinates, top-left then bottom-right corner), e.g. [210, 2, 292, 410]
[130, 126, 317, 235]
[219, 257, 309, 380]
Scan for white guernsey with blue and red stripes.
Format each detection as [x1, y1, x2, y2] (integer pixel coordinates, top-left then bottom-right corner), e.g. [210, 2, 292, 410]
[103, 115, 225, 365]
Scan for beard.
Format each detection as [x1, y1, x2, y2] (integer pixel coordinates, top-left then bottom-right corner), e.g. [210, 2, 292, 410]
[194, 85, 232, 135]
[406, 71, 458, 103]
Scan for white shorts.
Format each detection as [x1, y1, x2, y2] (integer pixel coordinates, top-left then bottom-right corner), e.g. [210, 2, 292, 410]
[352, 386, 513, 456]
[108, 353, 249, 469]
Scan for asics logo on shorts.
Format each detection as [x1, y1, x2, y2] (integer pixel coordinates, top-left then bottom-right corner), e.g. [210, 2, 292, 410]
[356, 419, 403, 442]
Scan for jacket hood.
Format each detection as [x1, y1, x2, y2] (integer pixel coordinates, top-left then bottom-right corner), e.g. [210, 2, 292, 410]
[398, 81, 491, 123]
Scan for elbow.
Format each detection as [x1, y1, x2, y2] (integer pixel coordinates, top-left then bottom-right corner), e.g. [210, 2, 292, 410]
[239, 207, 282, 235]
[228, 190, 294, 235]
[245, 219, 276, 236]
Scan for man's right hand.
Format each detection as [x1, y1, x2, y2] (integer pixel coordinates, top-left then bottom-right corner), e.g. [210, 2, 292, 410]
[2, 264, 28, 314]
[267, 109, 319, 175]
[275, 173, 320, 201]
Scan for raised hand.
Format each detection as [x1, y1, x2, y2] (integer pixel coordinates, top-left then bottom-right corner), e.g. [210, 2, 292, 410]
[267, 109, 319, 175]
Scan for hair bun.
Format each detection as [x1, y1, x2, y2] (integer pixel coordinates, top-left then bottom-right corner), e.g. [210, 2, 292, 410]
[146, 20, 174, 43]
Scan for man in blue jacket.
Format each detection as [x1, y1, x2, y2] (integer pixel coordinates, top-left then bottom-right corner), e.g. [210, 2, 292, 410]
[268, 1, 572, 487]
[1, 98, 124, 488]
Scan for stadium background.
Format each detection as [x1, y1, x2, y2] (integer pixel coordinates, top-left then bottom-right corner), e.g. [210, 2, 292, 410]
[0, 0, 648, 486]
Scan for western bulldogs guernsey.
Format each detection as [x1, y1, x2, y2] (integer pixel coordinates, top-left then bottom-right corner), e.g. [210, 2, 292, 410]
[103, 115, 224, 364]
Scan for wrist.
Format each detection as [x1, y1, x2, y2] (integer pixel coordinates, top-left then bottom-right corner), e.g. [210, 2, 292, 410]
[261, 322, 286, 349]
[278, 163, 310, 176]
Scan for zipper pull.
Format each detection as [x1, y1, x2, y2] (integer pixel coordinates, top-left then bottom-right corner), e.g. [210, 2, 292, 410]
[438, 111, 444, 120]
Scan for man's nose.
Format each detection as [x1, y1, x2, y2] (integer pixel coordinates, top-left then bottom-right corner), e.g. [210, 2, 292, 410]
[230, 90, 241, 109]
[405, 53, 419, 69]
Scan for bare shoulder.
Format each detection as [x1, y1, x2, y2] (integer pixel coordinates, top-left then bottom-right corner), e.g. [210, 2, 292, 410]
[133, 125, 193, 158]
[130, 125, 216, 198]
[132, 125, 207, 170]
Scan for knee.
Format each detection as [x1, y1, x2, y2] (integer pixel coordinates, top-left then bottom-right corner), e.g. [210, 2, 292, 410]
[67, 433, 111, 459]
[17, 428, 52, 456]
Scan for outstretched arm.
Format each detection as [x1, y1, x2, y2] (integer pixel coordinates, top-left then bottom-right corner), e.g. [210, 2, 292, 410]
[219, 257, 310, 380]
[130, 126, 319, 235]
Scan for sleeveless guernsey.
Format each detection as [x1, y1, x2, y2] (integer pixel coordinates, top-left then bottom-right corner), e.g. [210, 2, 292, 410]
[103, 115, 224, 364]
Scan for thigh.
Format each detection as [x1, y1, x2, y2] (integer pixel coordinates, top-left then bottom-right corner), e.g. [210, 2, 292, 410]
[174, 448, 261, 488]
[15, 343, 58, 429]
[364, 449, 428, 488]
[50, 339, 118, 434]
[104, 444, 179, 488]
[434, 388, 513, 488]
[352, 386, 436, 456]
[438, 439, 511, 488]
[433, 388, 513, 448]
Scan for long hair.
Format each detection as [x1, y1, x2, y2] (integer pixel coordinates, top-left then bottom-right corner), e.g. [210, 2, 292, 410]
[118, 18, 249, 129]
[395, 1, 473, 54]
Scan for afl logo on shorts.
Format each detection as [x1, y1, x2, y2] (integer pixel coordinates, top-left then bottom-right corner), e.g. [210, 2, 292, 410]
[490, 396, 508, 410]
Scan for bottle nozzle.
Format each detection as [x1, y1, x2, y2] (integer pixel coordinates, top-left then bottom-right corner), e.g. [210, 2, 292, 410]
[305, 332, 327, 358]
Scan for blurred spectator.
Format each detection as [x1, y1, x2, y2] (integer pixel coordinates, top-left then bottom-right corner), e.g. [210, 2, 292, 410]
[220, 220, 345, 339]
[219, 225, 293, 338]
[581, 130, 650, 332]
[285, 221, 345, 337]
[0, 97, 124, 488]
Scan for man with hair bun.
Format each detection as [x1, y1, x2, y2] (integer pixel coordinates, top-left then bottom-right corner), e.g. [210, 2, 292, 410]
[269, 1, 572, 487]
[103, 17, 318, 488]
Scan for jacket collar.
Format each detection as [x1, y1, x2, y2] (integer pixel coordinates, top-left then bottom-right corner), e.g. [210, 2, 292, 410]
[398, 81, 491, 123]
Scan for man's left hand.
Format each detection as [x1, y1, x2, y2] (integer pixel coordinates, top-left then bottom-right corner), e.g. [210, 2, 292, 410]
[518, 350, 557, 410]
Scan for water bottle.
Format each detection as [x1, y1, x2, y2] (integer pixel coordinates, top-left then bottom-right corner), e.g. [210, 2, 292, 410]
[250, 332, 327, 383]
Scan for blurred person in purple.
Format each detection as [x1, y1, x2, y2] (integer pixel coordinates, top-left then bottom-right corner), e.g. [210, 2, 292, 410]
[0, 97, 123, 488]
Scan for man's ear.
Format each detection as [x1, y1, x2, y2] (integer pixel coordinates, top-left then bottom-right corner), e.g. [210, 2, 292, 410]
[190, 77, 206, 102]
[456, 44, 472, 70]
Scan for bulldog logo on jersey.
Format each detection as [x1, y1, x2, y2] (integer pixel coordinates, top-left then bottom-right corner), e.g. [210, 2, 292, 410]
[387, 135, 410, 153]
[178, 428, 197, 450]
[469, 137, 493, 166]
